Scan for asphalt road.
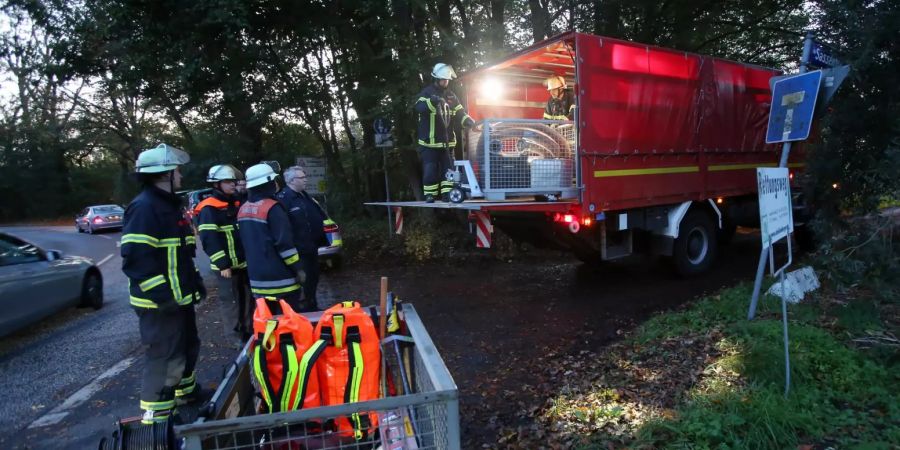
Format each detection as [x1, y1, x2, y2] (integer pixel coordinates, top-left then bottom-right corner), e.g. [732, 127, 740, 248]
[0, 225, 228, 450]
[0, 224, 766, 448]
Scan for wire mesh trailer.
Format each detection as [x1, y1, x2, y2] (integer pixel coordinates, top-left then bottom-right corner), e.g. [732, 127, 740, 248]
[175, 304, 460, 450]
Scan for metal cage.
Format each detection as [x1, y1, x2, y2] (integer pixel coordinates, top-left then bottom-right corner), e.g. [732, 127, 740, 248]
[175, 304, 460, 450]
[465, 119, 578, 200]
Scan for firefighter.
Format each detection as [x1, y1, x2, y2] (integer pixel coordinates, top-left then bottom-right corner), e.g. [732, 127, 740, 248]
[238, 163, 306, 313]
[414, 62, 475, 203]
[121, 143, 204, 425]
[543, 75, 576, 121]
[196, 164, 252, 347]
[235, 178, 248, 203]
[276, 165, 327, 312]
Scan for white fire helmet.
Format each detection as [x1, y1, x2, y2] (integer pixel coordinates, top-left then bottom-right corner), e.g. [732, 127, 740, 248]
[207, 164, 243, 182]
[431, 63, 457, 80]
[546, 75, 566, 91]
[135, 143, 190, 173]
[244, 163, 278, 188]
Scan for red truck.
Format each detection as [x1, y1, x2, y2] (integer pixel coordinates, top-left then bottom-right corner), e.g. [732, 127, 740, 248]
[374, 31, 805, 275]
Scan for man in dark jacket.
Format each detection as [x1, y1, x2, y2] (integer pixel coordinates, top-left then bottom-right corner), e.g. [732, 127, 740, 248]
[121, 143, 205, 424]
[277, 166, 326, 311]
[414, 62, 475, 203]
[238, 163, 306, 313]
[196, 164, 251, 347]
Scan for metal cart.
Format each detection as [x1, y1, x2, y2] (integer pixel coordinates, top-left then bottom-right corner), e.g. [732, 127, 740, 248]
[175, 303, 460, 450]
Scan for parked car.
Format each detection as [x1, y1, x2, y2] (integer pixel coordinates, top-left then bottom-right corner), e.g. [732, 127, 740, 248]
[0, 232, 103, 338]
[75, 204, 124, 234]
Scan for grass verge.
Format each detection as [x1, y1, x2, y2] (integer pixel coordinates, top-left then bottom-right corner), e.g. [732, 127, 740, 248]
[528, 282, 899, 449]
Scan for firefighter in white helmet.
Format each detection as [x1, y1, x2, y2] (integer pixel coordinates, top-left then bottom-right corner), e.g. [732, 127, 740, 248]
[194, 164, 252, 348]
[237, 162, 306, 314]
[121, 143, 205, 424]
[543, 75, 575, 121]
[414, 63, 476, 203]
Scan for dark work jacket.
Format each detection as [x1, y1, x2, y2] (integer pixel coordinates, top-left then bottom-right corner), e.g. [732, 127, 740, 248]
[276, 187, 327, 256]
[414, 84, 474, 148]
[196, 189, 246, 271]
[543, 89, 576, 120]
[237, 190, 302, 297]
[121, 185, 202, 310]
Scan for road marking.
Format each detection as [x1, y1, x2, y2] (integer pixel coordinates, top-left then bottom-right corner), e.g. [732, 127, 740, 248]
[97, 235, 112, 240]
[97, 254, 115, 267]
[28, 356, 138, 429]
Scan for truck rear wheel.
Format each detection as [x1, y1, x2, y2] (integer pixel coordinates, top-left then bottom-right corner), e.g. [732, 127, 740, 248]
[672, 210, 718, 276]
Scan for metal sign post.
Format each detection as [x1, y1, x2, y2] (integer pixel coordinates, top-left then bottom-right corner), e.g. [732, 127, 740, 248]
[374, 118, 394, 237]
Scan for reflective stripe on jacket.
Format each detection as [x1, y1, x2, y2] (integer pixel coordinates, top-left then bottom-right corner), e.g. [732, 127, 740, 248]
[238, 195, 302, 297]
[543, 89, 576, 120]
[196, 191, 246, 271]
[414, 84, 473, 148]
[121, 186, 202, 309]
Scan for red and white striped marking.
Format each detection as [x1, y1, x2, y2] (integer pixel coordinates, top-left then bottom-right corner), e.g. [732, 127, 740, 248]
[474, 211, 492, 248]
[393, 207, 403, 234]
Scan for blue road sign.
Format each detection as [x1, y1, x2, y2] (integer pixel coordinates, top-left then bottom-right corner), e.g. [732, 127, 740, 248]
[766, 70, 823, 144]
[809, 41, 842, 68]
[373, 117, 392, 134]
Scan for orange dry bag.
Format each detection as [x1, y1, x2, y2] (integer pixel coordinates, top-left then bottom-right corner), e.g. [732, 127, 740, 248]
[251, 298, 326, 413]
[314, 301, 382, 440]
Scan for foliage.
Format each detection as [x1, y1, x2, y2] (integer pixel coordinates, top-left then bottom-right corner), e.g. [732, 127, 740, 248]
[527, 282, 900, 449]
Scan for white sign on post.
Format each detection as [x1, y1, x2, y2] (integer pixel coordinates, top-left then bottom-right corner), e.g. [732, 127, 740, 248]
[295, 157, 327, 195]
[757, 167, 794, 249]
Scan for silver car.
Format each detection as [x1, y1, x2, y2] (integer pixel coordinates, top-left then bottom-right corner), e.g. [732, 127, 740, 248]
[0, 232, 103, 338]
[76, 204, 124, 234]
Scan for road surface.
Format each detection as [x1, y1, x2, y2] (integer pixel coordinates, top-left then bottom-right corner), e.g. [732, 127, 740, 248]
[0, 225, 765, 448]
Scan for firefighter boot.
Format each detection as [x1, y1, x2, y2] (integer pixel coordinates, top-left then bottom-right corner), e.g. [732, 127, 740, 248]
[425, 195, 435, 203]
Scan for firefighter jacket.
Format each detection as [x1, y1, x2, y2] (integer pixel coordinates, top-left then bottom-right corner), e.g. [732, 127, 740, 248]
[195, 190, 246, 271]
[121, 185, 203, 310]
[543, 89, 576, 120]
[276, 187, 327, 256]
[237, 191, 303, 297]
[414, 84, 474, 149]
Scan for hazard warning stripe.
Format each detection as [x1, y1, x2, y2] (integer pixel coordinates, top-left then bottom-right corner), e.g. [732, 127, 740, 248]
[393, 207, 403, 235]
[474, 211, 492, 248]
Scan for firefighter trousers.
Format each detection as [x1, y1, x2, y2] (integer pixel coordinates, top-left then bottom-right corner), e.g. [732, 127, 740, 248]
[214, 268, 252, 347]
[136, 305, 200, 422]
[418, 146, 454, 197]
[263, 290, 302, 315]
[299, 252, 320, 312]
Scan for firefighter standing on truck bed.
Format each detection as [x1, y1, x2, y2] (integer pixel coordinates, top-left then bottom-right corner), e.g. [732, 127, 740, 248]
[414, 63, 475, 203]
[195, 164, 252, 348]
[543, 75, 575, 121]
[121, 143, 205, 425]
[238, 162, 306, 313]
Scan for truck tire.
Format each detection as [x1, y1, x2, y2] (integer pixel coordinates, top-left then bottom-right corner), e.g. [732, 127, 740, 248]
[672, 210, 718, 276]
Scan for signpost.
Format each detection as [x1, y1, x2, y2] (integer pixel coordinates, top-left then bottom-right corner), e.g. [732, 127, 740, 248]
[374, 118, 394, 236]
[747, 32, 849, 397]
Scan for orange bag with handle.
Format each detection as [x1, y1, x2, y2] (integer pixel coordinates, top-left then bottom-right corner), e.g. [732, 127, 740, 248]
[251, 298, 326, 413]
[314, 301, 381, 440]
